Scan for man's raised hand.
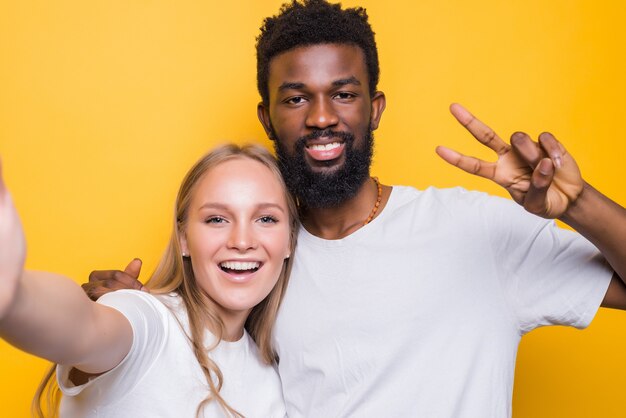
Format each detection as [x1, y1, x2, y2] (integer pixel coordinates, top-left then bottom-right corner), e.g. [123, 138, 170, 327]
[83, 258, 146, 301]
[436, 103, 584, 219]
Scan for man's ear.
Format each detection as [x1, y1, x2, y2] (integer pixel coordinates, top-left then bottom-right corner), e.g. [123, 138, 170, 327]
[257, 102, 274, 140]
[369, 91, 386, 131]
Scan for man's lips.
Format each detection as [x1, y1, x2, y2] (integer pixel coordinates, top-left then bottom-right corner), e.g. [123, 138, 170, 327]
[305, 140, 345, 161]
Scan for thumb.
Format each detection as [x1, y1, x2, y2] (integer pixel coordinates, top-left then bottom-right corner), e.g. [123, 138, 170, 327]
[123, 258, 143, 279]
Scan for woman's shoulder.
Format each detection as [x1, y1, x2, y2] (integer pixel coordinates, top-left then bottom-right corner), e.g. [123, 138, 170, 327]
[94, 290, 185, 331]
[99, 289, 180, 310]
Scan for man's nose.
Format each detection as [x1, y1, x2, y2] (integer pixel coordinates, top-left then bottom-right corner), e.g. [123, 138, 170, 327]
[305, 98, 339, 129]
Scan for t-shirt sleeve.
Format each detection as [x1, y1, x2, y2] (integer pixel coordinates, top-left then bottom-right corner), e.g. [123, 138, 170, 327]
[480, 194, 614, 334]
[57, 290, 169, 401]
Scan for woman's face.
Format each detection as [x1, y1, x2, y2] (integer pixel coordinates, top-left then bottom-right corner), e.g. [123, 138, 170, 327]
[180, 157, 292, 329]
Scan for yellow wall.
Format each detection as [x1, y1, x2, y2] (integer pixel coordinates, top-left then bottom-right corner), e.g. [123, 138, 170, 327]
[1, 1, 624, 416]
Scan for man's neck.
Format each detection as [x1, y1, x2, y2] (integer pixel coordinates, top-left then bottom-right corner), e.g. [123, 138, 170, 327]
[300, 178, 392, 240]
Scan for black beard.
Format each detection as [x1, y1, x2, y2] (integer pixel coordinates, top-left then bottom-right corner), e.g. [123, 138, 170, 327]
[273, 128, 374, 209]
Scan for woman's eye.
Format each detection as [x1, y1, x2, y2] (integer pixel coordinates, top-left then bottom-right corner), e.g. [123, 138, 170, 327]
[258, 216, 278, 224]
[205, 216, 226, 224]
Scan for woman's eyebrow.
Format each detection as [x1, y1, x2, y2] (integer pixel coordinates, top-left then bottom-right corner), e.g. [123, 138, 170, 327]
[198, 202, 285, 213]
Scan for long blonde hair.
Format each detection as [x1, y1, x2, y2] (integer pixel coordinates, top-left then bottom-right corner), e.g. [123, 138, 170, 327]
[33, 144, 299, 417]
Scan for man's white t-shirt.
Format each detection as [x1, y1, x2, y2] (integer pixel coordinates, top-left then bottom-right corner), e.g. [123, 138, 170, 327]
[274, 186, 613, 417]
[57, 291, 286, 418]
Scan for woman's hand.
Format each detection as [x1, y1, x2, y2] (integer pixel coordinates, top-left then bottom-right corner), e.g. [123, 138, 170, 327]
[0, 160, 26, 318]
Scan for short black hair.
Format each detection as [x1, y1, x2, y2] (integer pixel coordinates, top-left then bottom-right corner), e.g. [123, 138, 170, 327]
[256, 0, 379, 105]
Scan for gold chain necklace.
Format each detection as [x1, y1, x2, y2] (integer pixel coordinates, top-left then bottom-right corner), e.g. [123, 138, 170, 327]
[363, 177, 382, 225]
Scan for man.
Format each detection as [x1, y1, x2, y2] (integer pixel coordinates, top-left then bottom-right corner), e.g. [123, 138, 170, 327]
[90, 1, 626, 416]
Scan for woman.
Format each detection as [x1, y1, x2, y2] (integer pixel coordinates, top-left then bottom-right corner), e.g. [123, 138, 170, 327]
[0, 144, 298, 417]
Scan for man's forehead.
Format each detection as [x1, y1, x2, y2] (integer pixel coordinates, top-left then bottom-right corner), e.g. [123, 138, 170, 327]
[267, 43, 367, 84]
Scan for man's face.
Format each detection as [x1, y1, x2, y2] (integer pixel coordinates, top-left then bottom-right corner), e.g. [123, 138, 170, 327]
[258, 43, 385, 208]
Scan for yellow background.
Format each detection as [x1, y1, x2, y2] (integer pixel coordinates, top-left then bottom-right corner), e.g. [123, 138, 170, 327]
[1, 1, 625, 416]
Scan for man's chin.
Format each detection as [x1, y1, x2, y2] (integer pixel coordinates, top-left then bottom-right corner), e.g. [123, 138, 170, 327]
[275, 129, 373, 208]
[303, 154, 347, 174]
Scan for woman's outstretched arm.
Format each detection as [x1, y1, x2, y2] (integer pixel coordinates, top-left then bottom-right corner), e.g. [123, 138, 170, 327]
[0, 161, 132, 374]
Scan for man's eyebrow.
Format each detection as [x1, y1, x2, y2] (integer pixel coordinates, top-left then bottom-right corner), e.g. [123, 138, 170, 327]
[277, 77, 361, 92]
[332, 76, 361, 87]
[279, 82, 306, 91]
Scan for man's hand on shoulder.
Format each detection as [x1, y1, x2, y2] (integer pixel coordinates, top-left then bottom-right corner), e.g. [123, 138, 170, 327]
[436, 103, 584, 219]
[83, 258, 146, 301]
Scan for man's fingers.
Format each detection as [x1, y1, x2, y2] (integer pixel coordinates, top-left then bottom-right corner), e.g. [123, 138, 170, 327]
[123, 258, 142, 279]
[112, 270, 144, 290]
[523, 158, 554, 215]
[436, 145, 496, 180]
[511, 131, 567, 170]
[449, 103, 510, 156]
[88, 269, 117, 283]
[538, 132, 567, 169]
[86, 258, 146, 299]
[88, 258, 142, 283]
[82, 279, 130, 300]
[81, 282, 107, 301]
[88, 269, 140, 288]
[510, 132, 543, 167]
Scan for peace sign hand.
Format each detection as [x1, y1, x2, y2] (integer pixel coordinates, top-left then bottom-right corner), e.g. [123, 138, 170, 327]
[436, 103, 584, 219]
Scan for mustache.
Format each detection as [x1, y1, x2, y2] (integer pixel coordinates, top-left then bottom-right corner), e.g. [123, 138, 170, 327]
[296, 129, 354, 148]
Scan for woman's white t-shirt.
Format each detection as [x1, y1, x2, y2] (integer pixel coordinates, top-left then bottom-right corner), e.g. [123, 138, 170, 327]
[57, 291, 286, 418]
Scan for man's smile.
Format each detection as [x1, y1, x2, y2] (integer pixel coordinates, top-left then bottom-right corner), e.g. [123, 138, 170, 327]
[305, 140, 346, 161]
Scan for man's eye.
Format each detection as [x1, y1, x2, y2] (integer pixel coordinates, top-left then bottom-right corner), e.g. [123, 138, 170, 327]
[335, 92, 355, 100]
[258, 216, 278, 224]
[205, 216, 227, 224]
[285, 96, 306, 105]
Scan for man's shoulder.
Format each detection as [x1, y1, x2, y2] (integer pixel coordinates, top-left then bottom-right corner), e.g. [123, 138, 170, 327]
[389, 185, 495, 209]
[385, 186, 528, 228]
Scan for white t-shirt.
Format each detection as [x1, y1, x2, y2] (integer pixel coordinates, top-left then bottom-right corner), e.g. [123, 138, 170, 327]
[274, 186, 613, 418]
[57, 291, 286, 418]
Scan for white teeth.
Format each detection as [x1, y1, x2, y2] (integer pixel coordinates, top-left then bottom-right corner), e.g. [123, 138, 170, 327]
[309, 142, 341, 151]
[220, 261, 260, 271]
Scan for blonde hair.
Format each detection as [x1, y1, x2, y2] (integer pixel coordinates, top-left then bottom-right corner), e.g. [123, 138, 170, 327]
[33, 144, 299, 418]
